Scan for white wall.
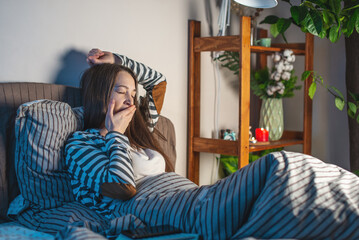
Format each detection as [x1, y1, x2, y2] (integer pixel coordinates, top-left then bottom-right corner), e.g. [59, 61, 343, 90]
[0, 0, 209, 178]
[0, 0, 349, 185]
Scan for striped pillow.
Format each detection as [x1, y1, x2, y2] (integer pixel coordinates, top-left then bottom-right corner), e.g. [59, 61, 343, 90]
[15, 100, 84, 209]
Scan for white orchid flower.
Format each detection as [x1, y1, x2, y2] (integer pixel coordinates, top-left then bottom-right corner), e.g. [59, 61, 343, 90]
[284, 64, 293, 71]
[267, 88, 274, 96]
[274, 72, 281, 81]
[283, 49, 293, 57]
[275, 61, 284, 73]
[271, 85, 278, 92]
[272, 53, 281, 62]
[277, 82, 284, 88]
[287, 55, 296, 63]
[271, 72, 277, 80]
[282, 71, 291, 80]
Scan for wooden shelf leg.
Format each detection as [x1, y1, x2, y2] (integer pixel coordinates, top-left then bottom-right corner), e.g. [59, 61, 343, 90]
[303, 33, 314, 155]
[187, 20, 201, 184]
[238, 16, 251, 168]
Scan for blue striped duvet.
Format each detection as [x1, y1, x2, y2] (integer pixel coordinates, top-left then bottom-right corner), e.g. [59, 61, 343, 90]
[13, 151, 359, 239]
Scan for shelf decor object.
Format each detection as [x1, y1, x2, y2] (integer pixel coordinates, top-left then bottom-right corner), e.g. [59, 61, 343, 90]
[259, 98, 283, 141]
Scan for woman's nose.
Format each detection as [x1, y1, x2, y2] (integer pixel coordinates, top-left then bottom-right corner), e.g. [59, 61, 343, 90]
[124, 94, 133, 105]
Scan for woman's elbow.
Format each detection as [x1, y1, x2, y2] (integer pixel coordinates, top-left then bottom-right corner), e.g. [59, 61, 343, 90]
[101, 182, 136, 200]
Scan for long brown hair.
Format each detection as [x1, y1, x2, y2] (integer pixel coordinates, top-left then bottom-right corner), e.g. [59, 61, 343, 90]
[80, 63, 174, 172]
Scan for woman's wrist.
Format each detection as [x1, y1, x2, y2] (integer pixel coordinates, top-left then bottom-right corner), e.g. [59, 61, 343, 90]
[114, 54, 123, 65]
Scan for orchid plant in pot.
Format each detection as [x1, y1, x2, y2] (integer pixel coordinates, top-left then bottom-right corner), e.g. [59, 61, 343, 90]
[253, 49, 300, 140]
[216, 49, 301, 141]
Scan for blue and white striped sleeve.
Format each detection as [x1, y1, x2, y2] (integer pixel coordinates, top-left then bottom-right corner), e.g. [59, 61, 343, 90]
[65, 131, 136, 193]
[114, 54, 166, 131]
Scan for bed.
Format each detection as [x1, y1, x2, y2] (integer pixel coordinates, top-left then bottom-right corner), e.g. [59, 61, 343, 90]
[1, 82, 359, 240]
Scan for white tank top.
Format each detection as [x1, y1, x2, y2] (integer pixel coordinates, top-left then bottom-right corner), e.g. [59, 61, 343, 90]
[130, 148, 166, 183]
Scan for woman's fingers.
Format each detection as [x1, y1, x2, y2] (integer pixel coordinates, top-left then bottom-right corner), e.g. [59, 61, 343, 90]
[105, 103, 136, 134]
[87, 49, 105, 66]
[88, 48, 103, 57]
[107, 99, 115, 119]
[120, 105, 136, 117]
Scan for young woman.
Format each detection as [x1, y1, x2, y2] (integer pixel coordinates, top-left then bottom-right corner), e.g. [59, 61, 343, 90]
[65, 49, 174, 211]
[64, 49, 359, 240]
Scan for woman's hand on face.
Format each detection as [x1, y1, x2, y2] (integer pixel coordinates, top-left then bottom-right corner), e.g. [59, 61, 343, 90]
[105, 99, 136, 134]
[87, 48, 115, 66]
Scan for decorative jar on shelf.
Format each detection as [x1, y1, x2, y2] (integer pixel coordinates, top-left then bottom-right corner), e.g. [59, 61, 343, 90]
[259, 98, 283, 141]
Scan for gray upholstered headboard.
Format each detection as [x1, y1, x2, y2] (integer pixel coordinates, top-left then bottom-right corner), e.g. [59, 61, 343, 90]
[0, 82, 176, 222]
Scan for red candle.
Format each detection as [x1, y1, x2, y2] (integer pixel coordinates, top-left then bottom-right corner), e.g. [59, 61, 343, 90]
[255, 128, 269, 142]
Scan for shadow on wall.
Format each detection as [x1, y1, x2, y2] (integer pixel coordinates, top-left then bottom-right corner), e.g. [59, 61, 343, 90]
[54, 49, 89, 88]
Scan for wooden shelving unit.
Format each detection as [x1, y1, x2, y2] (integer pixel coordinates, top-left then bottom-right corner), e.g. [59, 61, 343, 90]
[187, 16, 314, 185]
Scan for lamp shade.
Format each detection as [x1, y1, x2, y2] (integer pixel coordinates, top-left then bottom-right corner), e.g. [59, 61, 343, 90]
[233, 0, 278, 8]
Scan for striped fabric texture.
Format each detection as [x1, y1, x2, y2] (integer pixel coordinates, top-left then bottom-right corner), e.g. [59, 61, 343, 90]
[115, 54, 166, 132]
[56, 150, 359, 239]
[65, 129, 136, 217]
[12, 151, 359, 239]
[14, 100, 83, 211]
[0, 82, 82, 222]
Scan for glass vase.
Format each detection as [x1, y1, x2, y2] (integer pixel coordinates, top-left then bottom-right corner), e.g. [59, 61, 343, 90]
[259, 98, 284, 141]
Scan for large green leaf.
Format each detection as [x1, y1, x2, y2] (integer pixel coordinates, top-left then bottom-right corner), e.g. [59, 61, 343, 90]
[260, 15, 280, 24]
[357, 114, 359, 124]
[330, 86, 345, 99]
[319, 28, 328, 38]
[348, 107, 355, 119]
[329, 0, 341, 15]
[305, 10, 323, 36]
[309, 82, 317, 99]
[322, 10, 332, 25]
[345, 9, 358, 37]
[291, 6, 300, 24]
[291, 6, 309, 25]
[329, 24, 340, 42]
[270, 23, 280, 37]
[301, 70, 312, 81]
[277, 18, 292, 33]
[349, 91, 359, 101]
[335, 97, 345, 111]
[306, 0, 330, 10]
[219, 155, 238, 176]
[348, 102, 357, 114]
[351, 8, 359, 33]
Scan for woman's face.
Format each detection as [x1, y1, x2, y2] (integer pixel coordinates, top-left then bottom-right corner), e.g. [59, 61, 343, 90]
[110, 71, 136, 113]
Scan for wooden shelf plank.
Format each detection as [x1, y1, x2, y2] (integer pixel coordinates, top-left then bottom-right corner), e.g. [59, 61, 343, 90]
[193, 35, 306, 55]
[250, 130, 303, 152]
[193, 137, 238, 156]
[194, 36, 241, 52]
[193, 131, 303, 155]
[249, 139, 304, 152]
[251, 45, 306, 55]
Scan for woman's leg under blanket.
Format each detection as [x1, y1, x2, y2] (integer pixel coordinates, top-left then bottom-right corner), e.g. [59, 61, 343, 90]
[185, 153, 275, 240]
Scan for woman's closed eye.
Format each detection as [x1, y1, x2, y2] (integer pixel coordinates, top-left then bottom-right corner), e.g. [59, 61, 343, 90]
[116, 90, 136, 99]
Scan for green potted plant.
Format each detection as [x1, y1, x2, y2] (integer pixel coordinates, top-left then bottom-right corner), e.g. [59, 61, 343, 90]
[217, 49, 301, 140]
